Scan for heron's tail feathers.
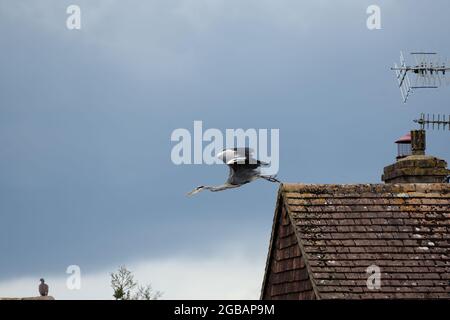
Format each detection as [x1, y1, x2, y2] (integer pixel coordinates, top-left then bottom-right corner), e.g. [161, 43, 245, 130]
[260, 175, 281, 183]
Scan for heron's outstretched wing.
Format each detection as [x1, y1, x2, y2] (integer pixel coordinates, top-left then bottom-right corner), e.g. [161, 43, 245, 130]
[230, 147, 254, 158]
[220, 148, 266, 166]
[225, 157, 268, 167]
[217, 148, 256, 164]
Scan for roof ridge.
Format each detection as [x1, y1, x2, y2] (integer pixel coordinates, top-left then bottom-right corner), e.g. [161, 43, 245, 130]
[282, 183, 450, 194]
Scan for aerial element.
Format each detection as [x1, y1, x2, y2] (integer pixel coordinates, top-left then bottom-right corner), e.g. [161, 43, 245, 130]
[391, 51, 450, 103]
[414, 113, 450, 131]
[187, 148, 280, 196]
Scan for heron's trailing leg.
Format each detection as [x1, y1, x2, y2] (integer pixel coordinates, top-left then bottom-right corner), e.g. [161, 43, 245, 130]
[260, 175, 281, 183]
[187, 183, 240, 196]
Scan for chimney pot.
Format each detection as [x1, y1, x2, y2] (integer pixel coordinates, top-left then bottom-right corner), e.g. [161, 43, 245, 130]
[411, 130, 426, 155]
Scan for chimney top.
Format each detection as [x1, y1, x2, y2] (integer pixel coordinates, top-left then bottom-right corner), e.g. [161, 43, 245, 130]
[382, 129, 449, 183]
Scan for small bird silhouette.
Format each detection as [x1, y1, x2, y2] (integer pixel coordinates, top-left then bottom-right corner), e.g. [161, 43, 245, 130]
[443, 175, 450, 183]
[39, 278, 49, 296]
[188, 148, 280, 196]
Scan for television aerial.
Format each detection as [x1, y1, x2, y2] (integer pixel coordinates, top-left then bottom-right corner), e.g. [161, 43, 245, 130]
[391, 51, 450, 103]
[414, 113, 450, 131]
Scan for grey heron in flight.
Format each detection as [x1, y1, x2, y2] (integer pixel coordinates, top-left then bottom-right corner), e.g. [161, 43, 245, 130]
[187, 148, 280, 196]
[444, 175, 450, 183]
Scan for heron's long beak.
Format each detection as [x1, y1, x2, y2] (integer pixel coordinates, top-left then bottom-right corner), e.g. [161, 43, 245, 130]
[186, 186, 204, 196]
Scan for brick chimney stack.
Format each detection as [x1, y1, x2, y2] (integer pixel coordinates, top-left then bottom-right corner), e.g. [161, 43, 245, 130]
[382, 130, 449, 183]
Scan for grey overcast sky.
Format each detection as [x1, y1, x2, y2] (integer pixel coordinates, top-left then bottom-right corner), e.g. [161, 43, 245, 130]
[0, 0, 449, 299]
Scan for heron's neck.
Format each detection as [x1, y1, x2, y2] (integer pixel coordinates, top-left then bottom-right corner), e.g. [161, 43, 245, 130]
[205, 185, 221, 191]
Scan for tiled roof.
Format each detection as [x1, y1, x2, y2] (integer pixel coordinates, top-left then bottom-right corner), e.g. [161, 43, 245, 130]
[262, 183, 450, 299]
